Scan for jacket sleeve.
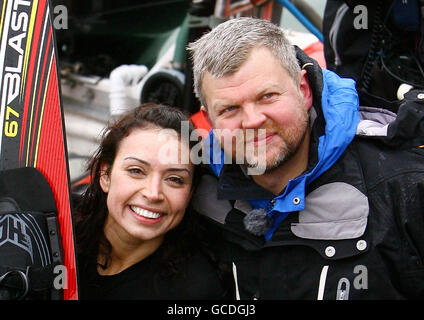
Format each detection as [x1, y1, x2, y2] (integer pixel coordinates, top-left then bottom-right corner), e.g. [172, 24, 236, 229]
[366, 150, 424, 298]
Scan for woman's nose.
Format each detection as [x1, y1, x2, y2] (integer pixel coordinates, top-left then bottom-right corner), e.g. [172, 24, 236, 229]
[140, 177, 164, 202]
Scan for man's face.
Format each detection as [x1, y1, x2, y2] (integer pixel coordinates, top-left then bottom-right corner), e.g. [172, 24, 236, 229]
[202, 47, 312, 173]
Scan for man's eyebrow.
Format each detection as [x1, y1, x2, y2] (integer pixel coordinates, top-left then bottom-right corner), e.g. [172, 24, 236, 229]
[211, 84, 283, 111]
[255, 84, 282, 97]
[211, 100, 236, 111]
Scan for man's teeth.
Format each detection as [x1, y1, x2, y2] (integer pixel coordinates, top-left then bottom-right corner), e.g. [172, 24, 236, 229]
[131, 206, 161, 219]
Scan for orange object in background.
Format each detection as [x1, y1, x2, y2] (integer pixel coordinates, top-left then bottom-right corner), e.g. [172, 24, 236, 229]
[303, 41, 326, 69]
[190, 109, 211, 136]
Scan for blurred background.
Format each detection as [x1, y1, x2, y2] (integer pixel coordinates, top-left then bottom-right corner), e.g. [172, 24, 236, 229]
[50, 0, 326, 184]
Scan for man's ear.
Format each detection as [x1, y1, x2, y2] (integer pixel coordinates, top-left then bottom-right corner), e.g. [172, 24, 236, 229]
[200, 106, 212, 123]
[299, 69, 313, 110]
[99, 163, 111, 193]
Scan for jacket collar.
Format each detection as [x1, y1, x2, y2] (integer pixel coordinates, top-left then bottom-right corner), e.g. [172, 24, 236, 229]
[205, 47, 360, 241]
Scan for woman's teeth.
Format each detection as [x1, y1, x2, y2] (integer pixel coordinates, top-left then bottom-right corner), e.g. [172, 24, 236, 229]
[131, 206, 161, 219]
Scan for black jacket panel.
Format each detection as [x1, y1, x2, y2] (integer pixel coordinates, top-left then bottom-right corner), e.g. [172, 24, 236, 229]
[196, 139, 424, 300]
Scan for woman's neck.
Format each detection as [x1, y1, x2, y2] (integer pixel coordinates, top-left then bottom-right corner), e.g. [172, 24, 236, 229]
[98, 218, 164, 275]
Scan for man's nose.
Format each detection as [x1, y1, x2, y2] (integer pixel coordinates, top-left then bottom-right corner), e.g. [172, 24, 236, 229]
[241, 104, 267, 129]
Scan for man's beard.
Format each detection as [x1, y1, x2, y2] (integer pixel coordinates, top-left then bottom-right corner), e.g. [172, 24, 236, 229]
[244, 106, 310, 174]
[214, 101, 310, 175]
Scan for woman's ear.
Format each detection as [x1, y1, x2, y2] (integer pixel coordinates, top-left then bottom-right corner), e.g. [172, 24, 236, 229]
[99, 163, 111, 193]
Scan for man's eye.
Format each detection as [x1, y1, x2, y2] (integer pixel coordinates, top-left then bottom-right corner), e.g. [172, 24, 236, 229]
[221, 106, 237, 114]
[263, 93, 275, 100]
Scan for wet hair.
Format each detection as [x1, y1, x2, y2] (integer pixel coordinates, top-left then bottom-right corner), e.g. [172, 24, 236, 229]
[188, 17, 300, 107]
[75, 103, 200, 276]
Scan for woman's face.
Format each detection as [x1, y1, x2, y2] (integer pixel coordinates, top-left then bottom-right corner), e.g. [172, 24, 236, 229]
[100, 127, 194, 244]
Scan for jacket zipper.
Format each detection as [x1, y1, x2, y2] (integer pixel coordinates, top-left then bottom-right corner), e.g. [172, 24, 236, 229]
[328, 3, 349, 68]
[336, 277, 350, 300]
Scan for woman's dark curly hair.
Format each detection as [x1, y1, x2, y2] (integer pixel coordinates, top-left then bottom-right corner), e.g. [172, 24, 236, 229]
[75, 103, 201, 277]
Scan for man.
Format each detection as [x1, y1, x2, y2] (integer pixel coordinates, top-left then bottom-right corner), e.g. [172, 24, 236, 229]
[188, 17, 424, 299]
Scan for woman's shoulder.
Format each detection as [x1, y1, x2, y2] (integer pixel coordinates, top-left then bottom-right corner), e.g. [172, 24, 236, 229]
[77, 245, 232, 300]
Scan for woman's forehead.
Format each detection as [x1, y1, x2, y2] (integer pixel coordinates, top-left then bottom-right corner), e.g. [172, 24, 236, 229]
[117, 128, 193, 168]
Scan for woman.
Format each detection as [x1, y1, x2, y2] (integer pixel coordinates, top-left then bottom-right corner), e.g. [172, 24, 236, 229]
[75, 103, 231, 300]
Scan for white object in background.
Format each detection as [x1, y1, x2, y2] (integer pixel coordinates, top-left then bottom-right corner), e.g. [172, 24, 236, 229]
[397, 83, 414, 100]
[109, 64, 149, 116]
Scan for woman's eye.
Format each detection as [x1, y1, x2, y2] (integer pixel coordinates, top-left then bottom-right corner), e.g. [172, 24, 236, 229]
[128, 168, 144, 175]
[167, 176, 185, 186]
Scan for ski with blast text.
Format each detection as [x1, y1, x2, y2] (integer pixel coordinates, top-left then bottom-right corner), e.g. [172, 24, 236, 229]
[0, 0, 77, 299]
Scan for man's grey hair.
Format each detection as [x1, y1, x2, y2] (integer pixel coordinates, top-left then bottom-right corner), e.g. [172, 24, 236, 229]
[187, 17, 300, 107]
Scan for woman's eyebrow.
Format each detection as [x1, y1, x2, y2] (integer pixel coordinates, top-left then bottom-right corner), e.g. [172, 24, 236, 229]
[123, 157, 150, 166]
[124, 157, 191, 175]
[166, 168, 192, 175]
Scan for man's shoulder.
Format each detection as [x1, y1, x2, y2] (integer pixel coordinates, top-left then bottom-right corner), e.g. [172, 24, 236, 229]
[351, 134, 424, 165]
[349, 136, 424, 188]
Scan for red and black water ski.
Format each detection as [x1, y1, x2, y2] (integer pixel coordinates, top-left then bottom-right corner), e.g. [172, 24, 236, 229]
[0, 0, 77, 299]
